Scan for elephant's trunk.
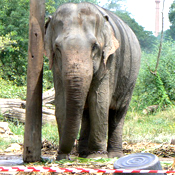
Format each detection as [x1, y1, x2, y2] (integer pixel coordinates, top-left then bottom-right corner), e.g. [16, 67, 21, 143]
[59, 51, 93, 154]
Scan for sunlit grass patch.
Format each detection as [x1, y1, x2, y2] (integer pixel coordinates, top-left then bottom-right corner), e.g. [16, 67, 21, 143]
[124, 107, 175, 143]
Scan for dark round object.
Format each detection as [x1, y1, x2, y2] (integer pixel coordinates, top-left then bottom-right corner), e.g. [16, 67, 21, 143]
[114, 153, 165, 175]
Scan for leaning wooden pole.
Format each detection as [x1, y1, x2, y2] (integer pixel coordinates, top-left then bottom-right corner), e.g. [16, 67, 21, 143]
[23, 0, 45, 162]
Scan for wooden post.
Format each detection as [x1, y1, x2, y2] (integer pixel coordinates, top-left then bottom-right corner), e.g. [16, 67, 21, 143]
[23, 0, 45, 162]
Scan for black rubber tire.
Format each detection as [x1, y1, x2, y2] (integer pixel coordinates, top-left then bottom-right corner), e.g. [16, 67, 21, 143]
[114, 153, 166, 175]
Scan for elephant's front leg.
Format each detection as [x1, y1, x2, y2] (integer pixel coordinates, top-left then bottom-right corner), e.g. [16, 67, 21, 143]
[87, 75, 110, 158]
[55, 89, 69, 160]
[55, 90, 65, 144]
[53, 71, 68, 160]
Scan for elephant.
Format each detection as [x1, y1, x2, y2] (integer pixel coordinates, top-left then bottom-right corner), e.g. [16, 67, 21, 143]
[45, 2, 141, 160]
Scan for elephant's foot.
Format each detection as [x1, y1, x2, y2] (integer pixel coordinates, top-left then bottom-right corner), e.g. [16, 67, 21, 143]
[108, 151, 123, 158]
[78, 151, 89, 158]
[56, 153, 69, 161]
[87, 151, 108, 159]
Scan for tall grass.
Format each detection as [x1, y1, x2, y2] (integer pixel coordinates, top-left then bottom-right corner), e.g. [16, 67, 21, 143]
[124, 107, 175, 143]
[42, 123, 59, 144]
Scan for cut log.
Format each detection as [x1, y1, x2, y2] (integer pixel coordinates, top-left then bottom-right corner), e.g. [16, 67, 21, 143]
[142, 105, 159, 115]
[43, 88, 55, 105]
[0, 98, 56, 124]
[0, 122, 13, 135]
[0, 99, 26, 111]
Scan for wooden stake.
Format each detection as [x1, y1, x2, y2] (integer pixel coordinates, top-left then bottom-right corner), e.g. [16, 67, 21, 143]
[23, 0, 45, 162]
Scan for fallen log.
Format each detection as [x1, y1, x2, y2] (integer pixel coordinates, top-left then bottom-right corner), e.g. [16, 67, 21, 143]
[142, 105, 159, 115]
[0, 99, 26, 111]
[43, 88, 55, 105]
[0, 98, 56, 124]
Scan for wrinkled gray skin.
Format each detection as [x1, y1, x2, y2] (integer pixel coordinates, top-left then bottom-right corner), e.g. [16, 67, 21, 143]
[45, 2, 141, 160]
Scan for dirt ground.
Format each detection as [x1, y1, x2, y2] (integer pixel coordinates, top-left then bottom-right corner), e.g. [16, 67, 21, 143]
[41, 140, 175, 160]
[1, 140, 175, 174]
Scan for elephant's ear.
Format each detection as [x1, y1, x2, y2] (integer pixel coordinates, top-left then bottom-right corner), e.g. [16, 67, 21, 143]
[45, 16, 54, 70]
[103, 18, 119, 66]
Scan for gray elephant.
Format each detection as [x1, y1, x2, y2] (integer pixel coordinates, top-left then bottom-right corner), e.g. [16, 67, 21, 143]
[45, 2, 141, 160]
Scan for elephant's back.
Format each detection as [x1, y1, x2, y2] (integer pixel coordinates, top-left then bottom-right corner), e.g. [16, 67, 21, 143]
[95, 5, 141, 110]
[104, 8, 141, 64]
[95, 5, 141, 73]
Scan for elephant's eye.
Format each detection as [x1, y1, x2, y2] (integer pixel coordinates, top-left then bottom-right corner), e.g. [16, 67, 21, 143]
[55, 44, 61, 52]
[92, 43, 98, 52]
[55, 44, 60, 50]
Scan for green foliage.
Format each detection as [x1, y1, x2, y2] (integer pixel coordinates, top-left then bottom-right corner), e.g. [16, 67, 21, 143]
[131, 40, 175, 110]
[167, 0, 175, 40]
[46, 0, 56, 15]
[43, 56, 53, 90]
[0, 33, 19, 52]
[153, 72, 172, 107]
[169, 0, 175, 24]
[0, 77, 26, 99]
[0, 0, 29, 86]
[56, 156, 117, 164]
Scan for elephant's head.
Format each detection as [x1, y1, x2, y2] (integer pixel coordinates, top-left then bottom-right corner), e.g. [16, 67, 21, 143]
[45, 3, 119, 155]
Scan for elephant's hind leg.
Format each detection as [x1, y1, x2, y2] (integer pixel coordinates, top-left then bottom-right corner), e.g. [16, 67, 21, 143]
[107, 108, 127, 158]
[78, 109, 90, 158]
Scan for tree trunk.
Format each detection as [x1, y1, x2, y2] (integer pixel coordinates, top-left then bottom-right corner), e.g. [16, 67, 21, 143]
[23, 0, 45, 162]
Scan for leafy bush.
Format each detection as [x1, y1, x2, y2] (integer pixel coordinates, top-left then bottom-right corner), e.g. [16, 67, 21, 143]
[131, 40, 175, 111]
[0, 0, 29, 86]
